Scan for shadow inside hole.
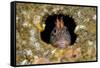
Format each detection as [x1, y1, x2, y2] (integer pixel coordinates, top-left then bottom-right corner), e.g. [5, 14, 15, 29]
[40, 14, 77, 45]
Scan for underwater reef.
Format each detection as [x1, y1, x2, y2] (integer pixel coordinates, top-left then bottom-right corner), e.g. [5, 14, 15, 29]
[16, 3, 97, 65]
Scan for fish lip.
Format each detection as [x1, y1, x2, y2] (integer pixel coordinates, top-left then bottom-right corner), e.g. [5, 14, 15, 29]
[54, 41, 68, 48]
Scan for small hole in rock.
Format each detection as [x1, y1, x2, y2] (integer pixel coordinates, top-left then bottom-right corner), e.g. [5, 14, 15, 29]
[40, 14, 77, 45]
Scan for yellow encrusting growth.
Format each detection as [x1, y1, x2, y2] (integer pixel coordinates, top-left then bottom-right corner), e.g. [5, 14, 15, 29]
[16, 3, 97, 65]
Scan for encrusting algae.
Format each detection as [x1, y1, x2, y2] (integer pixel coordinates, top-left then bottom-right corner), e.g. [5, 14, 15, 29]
[16, 3, 97, 65]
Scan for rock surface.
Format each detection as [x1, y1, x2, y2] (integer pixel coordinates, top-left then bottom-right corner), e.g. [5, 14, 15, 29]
[16, 3, 97, 65]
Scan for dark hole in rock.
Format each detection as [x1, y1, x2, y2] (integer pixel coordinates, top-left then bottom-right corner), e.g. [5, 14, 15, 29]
[40, 14, 77, 45]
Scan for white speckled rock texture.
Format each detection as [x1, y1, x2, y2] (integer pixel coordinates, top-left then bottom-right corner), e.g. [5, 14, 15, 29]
[16, 3, 97, 65]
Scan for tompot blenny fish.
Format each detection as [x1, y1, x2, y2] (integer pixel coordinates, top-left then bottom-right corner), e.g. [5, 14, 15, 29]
[50, 16, 71, 48]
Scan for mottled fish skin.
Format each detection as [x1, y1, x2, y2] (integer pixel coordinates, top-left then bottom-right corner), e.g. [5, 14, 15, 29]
[50, 26, 71, 48]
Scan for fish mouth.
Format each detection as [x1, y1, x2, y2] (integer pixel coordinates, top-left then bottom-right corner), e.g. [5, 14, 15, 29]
[54, 40, 68, 48]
